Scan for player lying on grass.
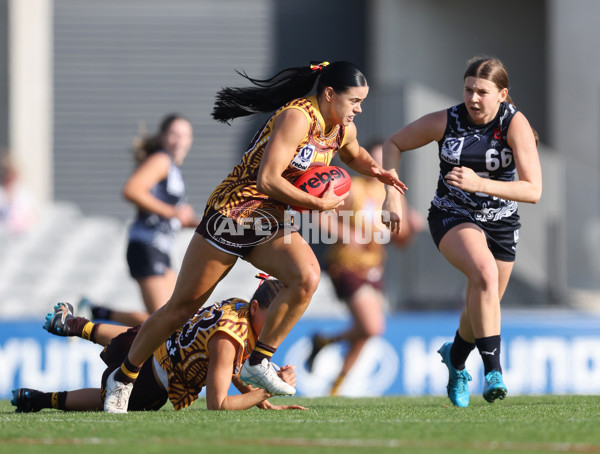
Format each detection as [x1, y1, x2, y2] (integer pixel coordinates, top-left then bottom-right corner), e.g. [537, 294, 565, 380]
[11, 275, 306, 412]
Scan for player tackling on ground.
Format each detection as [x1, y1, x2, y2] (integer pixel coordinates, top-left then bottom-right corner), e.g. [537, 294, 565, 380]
[13, 276, 307, 412]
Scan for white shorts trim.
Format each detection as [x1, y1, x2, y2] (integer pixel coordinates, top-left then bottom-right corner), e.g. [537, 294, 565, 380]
[153, 357, 169, 391]
[203, 236, 244, 258]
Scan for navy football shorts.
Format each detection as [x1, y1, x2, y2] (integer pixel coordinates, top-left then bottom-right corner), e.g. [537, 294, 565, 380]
[126, 241, 171, 278]
[427, 205, 520, 262]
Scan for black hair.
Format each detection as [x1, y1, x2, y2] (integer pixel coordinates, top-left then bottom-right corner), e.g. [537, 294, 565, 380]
[212, 61, 367, 124]
[250, 279, 285, 309]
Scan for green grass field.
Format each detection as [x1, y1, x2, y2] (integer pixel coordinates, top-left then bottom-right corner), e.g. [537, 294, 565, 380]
[1, 395, 599, 454]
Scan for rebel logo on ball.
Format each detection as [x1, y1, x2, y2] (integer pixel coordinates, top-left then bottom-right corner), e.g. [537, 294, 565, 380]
[296, 167, 348, 193]
[290, 165, 351, 211]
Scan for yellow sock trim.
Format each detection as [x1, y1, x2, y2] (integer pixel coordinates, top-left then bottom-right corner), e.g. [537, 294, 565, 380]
[120, 363, 140, 380]
[81, 321, 94, 341]
[51, 392, 59, 409]
[330, 374, 346, 396]
[254, 346, 274, 358]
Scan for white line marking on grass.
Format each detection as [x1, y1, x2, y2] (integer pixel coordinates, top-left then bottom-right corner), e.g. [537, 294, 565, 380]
[4, 436, 599, 452]
[222, 438, 600, 453]
[2, 438, 117, 445]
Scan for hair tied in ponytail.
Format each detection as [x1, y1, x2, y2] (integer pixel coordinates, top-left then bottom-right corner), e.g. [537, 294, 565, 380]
[255, 273, 273, 286]
[310, 61, 330, 72]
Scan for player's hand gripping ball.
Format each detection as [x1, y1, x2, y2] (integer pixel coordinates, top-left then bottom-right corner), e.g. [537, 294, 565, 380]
[291, 165, 351, 211]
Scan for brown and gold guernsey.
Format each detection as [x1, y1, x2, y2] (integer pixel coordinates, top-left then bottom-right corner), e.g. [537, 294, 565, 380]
[205, 95, 348, 223]
[326, 176, 387, 279]
[153, 298, 256, 410]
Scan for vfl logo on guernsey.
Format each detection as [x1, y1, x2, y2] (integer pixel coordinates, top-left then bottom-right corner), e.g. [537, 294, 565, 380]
[441, 137, 464, 165]
[290, 144, 315, 171]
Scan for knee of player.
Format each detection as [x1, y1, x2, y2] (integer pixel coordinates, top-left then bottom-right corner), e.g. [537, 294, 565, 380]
[467, 259, 498, 289]
[362, 320, 386, 338]
[164, 299, 198, 327]
[301, 267, 321, 295]
[371, 322, 386, 338]
[290, 266, 321, 299]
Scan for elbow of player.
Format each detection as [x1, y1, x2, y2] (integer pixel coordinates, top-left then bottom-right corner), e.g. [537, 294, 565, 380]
[256, 175, 275, 197]
[527, 185, 543, 204]
[206, 400, 227, 411]
[121, 184, 135, 203]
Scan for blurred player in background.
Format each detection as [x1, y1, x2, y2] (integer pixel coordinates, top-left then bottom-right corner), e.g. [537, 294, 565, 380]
[382, 56, 542, 406]
[12, 276, 306, 412]
[307, 141, 424, 395]
[0, 148, 38, 235]
[80, 114, 199, 326]
[103, 60, 406, 413]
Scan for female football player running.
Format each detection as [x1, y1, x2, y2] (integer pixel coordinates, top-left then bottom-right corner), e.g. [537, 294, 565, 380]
[382, 56, 541, 406]
[103, 60, 406, 413]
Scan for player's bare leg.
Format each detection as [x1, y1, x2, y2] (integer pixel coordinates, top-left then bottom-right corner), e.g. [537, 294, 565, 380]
[11, 388, 102, 412]
[104, 234, 237, 413]
[239, 230, 320, 395]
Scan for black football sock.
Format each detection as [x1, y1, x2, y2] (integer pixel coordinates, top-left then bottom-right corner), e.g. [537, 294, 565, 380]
[248, 341, 277, 366]
[113, 357, 141, 384]
[450, 330, 476, 370]
[31, 391, 50, 410]
[51, 391, 68, 410]
[476, 335, 502, 375]
[33, 391, 59, 411]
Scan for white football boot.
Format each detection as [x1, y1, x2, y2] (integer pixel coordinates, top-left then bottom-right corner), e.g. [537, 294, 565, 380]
[104, 369, 133, 413]
[240, 358, 296, 396]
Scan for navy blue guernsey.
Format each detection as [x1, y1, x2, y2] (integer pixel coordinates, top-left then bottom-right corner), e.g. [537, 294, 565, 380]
[128, 150, 186, 253]
[432, 102, 519, 224]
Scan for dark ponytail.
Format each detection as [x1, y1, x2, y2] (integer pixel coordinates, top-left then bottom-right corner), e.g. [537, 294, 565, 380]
[250, 278, 285, 309]
[212, 61, 367, 124]
[131, 113, 188, 163]
[316, 61, 367, 96]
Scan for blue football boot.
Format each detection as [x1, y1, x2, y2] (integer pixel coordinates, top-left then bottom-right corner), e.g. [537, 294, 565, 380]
[43, 302, 74, 336]
[483, 370, 507, 403]
[11, 388, 42, 413]
[438, 341, 472, 407]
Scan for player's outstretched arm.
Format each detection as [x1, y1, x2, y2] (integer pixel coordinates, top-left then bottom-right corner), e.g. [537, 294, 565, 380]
[206, 333, 275, 410]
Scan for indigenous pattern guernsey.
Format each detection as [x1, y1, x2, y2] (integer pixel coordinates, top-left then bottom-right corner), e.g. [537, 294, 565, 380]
[205, 95, 348, 224]
[153, 298, 256, 410]
[433, 102, 519, 223]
